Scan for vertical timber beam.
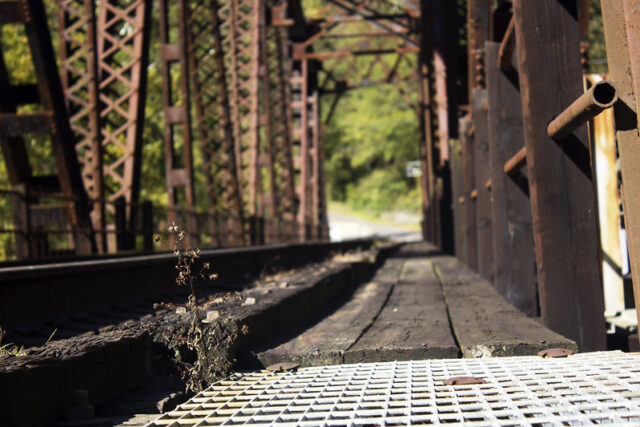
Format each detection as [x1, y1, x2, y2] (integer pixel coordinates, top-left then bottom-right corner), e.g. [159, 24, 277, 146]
[600, 0, 640, 341]
[431, 0, 456, 254]
[485, 41, 537, 316]
[513, 0, 606, 351]
[450, 137, 466, 263]
[472, 87, 493, 281]
[469, 0, 493, 281]
[460, 115, 477, 271]
[417, 0, 437, 245]
[158, 0, 197, 246]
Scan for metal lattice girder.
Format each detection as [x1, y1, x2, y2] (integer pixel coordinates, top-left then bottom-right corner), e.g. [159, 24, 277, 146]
[303, 0, 419, 92]
[58, 0, 105, 251]
[219, 0, 263, 230]
[97, 0, 151, 219]
[150, 351, 640, 426]
[0, 0, 95, 256]
[187, 0, 245, 246]
[158, 0, 197, 245]
[263, 25, 296, 241]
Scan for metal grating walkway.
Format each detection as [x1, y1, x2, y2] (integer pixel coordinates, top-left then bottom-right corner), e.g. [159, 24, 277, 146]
[147, 351, 640, 426]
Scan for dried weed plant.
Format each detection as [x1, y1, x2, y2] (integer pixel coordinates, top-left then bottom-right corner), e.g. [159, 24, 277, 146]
[157, 222, 218, 390]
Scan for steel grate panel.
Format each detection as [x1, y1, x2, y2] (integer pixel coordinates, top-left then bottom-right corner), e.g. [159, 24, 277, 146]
[148, 351, 640, 426]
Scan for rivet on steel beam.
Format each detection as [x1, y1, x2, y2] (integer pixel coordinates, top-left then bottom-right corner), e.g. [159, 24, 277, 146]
[547, 80, 618, 140]
[538, 348, 573, 358]
[443, 376, 486, 386]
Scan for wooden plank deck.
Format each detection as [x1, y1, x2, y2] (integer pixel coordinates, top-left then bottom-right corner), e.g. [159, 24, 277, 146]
[256, 243, 576, 367]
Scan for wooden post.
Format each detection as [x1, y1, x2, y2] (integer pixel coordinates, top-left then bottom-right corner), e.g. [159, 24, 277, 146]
[472, 87, 494, 281]
[600, 0, 640, 342]
[485, 41, 537, 316]
[512, 0, 606, 351]
[459, 116, 478, 271]
[450, 138, 467, 264]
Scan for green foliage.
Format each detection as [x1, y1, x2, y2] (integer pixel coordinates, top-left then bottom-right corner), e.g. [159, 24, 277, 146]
[323, 84, 421, 215]
[589, 0, 607, 74]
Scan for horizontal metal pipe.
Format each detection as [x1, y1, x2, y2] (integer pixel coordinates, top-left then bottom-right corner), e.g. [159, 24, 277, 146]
[547, 80, 618, 139]
[504, 146, 527, 175]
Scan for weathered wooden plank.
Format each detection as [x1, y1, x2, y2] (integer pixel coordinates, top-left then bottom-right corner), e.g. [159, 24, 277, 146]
[512, 0, 606, 351]
[600, 0, 640, 344]
[472, 88, 494, 282]
[345, 259, 458, 363]
[450, 138, 467, 263]
[257, 280, 395, 367]
[460, 116, 478, 271]
[433, 256, 577, 358]
[485, 41, 537, 316]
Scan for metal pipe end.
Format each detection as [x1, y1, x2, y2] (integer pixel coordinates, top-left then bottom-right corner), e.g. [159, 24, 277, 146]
[591, 80, 618, 108]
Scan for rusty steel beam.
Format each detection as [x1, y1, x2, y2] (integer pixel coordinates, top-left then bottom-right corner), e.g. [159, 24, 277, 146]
[0, 0, 95, 257]
[97, 0, 152, 238]
[58, 0, 105, 252]
[187, 0, 245, 247]
[158, 0, 197, 247]
[297, 58, 311, 240]
[547, 80, 618, 140]
[600, 0, 640, 344]
[219, 0, 264, 244]
[265, 25, 297, 241]
[308, 91, 327, 239]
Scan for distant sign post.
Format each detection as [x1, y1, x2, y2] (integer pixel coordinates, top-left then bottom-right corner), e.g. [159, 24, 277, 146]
[405, 161, 422, 178]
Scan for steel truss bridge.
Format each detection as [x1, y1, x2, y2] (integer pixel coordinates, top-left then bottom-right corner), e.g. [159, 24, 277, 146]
[1, 0, 640, 397]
